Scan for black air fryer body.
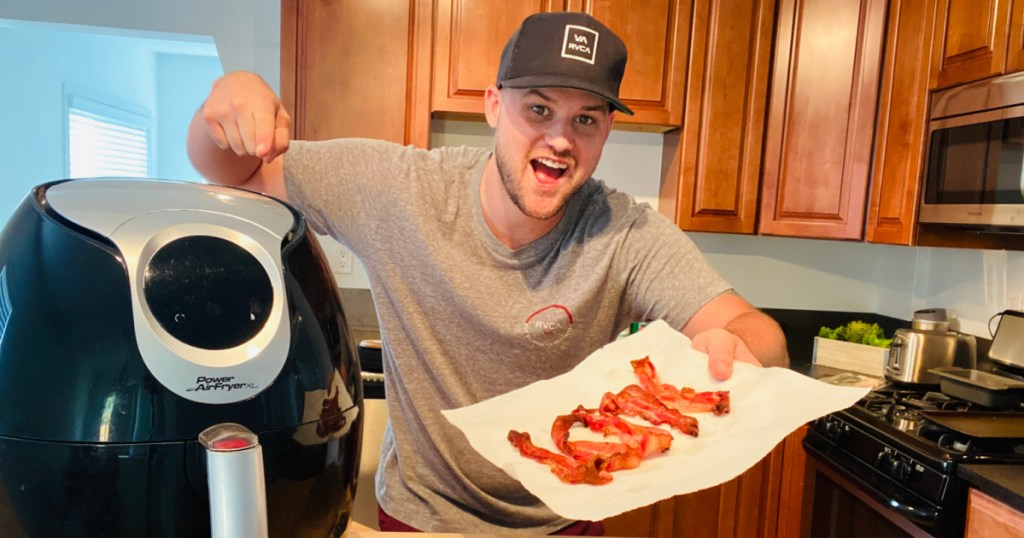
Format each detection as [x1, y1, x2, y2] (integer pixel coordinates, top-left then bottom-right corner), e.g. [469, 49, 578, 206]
[0, 179, 363, 537]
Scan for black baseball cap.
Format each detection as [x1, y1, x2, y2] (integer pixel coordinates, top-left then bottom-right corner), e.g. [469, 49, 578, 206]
[496, 12, 633, 116]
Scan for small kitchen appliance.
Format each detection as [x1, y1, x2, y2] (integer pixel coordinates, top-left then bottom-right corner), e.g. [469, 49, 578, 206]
[929, 310, 1024, 409]
[921, 70, 1024, 230]
[884, 308, 977, 385]
[988, 310, 1024, 374]
[0, 179, 363, 537]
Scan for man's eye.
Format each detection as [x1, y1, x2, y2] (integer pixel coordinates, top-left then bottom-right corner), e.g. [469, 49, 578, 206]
[530, 105, 548, 116]
[577, 115, 596, 126]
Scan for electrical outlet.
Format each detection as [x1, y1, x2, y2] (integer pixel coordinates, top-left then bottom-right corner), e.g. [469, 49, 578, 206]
[317, 234, 353, 275]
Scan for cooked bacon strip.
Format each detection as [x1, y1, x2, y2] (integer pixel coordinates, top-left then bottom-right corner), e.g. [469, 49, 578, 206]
[571, 406, 673, 457]
[549, 408, 662, 472]
[507, 430, 612, 485]
[551, 412, 633, 467]
[600, 384, 700, 437]
[631, 357, 730, 415]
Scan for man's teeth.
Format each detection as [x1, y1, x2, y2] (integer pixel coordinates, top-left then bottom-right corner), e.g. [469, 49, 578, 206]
[536, 157, 567, 170]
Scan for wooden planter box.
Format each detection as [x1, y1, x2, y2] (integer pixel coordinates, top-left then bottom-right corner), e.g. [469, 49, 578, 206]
[812, 337, 889, 377]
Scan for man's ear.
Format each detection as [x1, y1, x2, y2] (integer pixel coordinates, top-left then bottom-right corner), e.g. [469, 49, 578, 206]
[484, 85, 501, 128]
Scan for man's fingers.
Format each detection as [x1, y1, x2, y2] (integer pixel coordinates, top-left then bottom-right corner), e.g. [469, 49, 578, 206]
[231, 98, 259, 156]
[250, 99, 280, 159]
[705, 336, 735, 381]
[693, 328, 763, 381]
[200, 109, 231, 151]
[708, 356, 733, 381]
[266, 107, 292, 162]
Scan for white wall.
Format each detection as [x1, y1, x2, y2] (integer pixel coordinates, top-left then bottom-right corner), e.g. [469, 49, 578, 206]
[0, 0, 278, 91]
[155, 52, 225, 180]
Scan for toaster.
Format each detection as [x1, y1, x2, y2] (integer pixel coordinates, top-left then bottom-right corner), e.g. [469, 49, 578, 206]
[884, 308, 977, 385]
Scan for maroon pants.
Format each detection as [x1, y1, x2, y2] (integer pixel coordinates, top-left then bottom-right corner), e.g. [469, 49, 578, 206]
[378, 505, 605, 535]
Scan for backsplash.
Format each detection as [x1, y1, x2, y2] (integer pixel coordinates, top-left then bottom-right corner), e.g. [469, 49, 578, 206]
[691, 233, 1024, 339]
[338, 287, 380, 344]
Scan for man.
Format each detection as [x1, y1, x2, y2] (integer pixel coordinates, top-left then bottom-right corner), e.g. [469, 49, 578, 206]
[187, 11, 788, 535]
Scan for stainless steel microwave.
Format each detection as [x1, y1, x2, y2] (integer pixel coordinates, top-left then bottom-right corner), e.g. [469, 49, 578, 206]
[921, 72, 1024, 230]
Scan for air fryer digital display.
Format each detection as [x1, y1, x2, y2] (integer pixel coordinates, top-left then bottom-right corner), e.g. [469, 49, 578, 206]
[144, 236, 273, 350]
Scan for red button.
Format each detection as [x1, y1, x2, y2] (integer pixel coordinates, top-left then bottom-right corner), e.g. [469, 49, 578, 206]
[211, 437, 251, 450]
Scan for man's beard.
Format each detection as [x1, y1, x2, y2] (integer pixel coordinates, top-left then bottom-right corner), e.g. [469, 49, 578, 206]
[494, 145, 571, 221]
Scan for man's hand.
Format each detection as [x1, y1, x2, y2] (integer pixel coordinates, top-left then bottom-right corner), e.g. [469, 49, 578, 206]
[682, 292, 789, 380]
[691, 328, 762, 381]
[198, 71, 291, 164]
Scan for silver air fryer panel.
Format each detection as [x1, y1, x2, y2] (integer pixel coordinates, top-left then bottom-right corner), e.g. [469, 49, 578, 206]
[46, 179, 295, 404]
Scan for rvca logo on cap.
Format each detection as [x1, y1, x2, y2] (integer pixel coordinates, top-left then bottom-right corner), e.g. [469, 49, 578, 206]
[561, 24, 599, 64]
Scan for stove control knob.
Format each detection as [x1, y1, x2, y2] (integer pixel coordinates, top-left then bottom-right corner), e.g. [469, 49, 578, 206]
[890, 458, 912, 481]
[875, 452, 892, 470]
[823, 421, 845, 441]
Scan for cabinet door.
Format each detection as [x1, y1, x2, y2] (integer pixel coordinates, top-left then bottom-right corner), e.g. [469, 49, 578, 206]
[965, 489, 1024, 537]
[759, 0, 886, 240]
[1007, 0, 1024, 73]
[432, 0, 566, 116]
[932, 0, 1012, 89]
[432, 0, 688, 127]
[572, 0, 689, 126]
[659, 0, 775, 234]
[281, 0, 433, 147]
[865, 0, 939, 245]
[602, 426, 807, 538]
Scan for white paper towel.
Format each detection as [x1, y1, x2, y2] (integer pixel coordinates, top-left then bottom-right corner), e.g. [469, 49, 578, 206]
[442, 320, 869, 521]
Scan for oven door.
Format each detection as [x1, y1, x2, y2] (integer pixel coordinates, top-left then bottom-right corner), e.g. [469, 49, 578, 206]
[803, 434, 964, 538]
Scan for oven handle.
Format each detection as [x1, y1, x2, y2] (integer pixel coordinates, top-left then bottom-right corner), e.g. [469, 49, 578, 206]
[882, 496, 940, 521]
[804, 435, 943, 528]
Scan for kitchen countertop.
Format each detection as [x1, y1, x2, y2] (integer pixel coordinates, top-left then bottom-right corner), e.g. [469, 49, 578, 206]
[958, 464, 1024, 514]
[345, 520, 578, 537]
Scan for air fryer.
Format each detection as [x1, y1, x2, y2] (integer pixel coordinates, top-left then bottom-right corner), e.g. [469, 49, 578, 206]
[0, 179, 363, 537]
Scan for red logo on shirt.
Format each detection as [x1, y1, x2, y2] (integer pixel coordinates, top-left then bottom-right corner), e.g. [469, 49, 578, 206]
[524, 304, 573, 346]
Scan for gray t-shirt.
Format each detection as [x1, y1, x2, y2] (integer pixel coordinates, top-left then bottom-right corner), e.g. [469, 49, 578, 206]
[283, 138, 731, 533]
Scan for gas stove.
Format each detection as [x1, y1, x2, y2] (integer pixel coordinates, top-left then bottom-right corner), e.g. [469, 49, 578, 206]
[805, 385, 1024, 537]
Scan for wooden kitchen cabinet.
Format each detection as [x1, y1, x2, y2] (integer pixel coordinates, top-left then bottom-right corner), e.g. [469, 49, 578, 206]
[931, 0, 1014, 90]
[758, 0, 887, 240]
[658, 0, 776, 234]
[432, 0, 690, 127]
[602, 426, 808, 538]
[1008, 0, 1024, 73]
[431, 0, 558, 116]
[281, 0, 434, 148]
[864, 0, 940, 245]
[964, 489, 1024, 537]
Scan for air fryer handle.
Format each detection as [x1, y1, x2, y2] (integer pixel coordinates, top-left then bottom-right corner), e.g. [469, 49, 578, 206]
[198, 424, 269, 538]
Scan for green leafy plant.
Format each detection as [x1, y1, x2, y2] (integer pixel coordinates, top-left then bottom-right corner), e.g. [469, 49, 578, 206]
[818, 321, 892, 348]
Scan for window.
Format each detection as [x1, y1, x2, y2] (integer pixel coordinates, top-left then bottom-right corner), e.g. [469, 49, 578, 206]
[65, 93, 152, 178]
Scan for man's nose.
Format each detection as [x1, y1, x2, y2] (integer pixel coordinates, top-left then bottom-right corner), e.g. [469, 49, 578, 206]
[544, 121, 574, 153]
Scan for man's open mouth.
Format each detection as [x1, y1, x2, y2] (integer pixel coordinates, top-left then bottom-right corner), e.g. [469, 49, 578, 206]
[531, 157, 569, 185]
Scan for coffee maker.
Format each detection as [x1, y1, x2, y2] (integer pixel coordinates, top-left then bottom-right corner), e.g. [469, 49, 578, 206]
[0, 179, 363, 537]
